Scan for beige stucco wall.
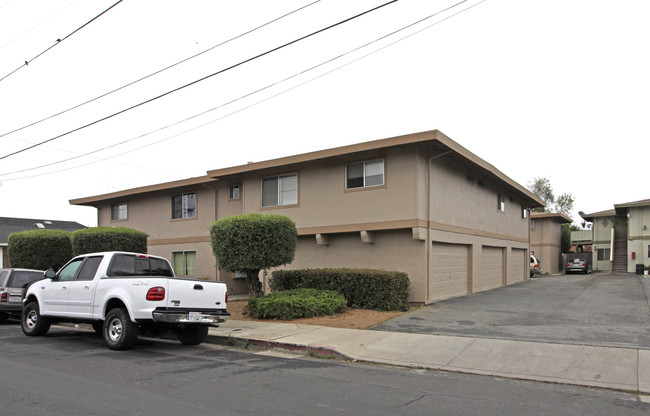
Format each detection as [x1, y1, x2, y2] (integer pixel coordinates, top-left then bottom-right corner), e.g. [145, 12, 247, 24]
[591, 215, 615, 271]
[280, 230, 427, 303]
[530, 217, 563, 274]
[627, 206, 650, 272]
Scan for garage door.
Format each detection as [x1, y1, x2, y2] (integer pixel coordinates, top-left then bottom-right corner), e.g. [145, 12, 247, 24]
[509, 248, 526, 284]
[429, 242, 470, 302]
[476, 246, 504, 292]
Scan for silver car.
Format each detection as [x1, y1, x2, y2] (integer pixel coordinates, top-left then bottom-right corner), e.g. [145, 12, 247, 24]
[565, 259, 591, 274]
[0, 268, 45, 321]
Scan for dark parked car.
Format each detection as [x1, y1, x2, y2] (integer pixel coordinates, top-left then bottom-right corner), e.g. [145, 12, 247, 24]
[565, 259, 591, 274]
[0, 268, 45, 321]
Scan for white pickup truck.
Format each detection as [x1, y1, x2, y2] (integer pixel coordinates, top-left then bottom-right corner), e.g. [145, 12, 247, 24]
[22, 252, 229, 350]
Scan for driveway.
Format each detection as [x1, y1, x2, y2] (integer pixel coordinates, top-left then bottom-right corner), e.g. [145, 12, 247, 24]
[372, 274, 650, 348]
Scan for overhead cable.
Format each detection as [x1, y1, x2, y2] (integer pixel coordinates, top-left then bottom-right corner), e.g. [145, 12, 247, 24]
[0, 0, 399, 161]
[0, 0, 124, 83]
[0, 0, 321, 139]
[1, 0, 483, 180]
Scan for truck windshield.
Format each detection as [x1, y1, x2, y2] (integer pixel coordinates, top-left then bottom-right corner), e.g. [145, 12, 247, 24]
[107, 254, 174, 277]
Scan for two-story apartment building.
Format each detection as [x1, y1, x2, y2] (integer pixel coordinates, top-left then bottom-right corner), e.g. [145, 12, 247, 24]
[580, 199, 650, 273]
[71, 130, 544, 304]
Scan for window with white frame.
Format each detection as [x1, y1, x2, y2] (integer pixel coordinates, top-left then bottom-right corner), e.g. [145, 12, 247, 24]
[521, 206, 528, 219]
[262, 174, 298, 207]
[111, 203, 128, 220]
[172, 251, 196, 275]
[172, 192, 196, 219]
[597, 248, 611, 261]
[229, 184, 240, 200]
[346, 159, 384, 189]
[498, 194, 505, 212]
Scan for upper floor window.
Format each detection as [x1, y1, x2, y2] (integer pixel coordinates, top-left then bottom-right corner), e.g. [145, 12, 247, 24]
[521, 206, 528, 219]
[262, 174, 298, 208]
[229, 184, 240, 200]
[346, 159, 384, 189]
[111, 203, 127, 220]
[498, 194, 505, 212]
[172, 192, 196, 219]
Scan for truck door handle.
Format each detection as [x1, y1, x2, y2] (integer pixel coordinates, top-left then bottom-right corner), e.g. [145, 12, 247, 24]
[193, 284, 203, 290]
[61, 286, 68, 290]
[84, 285, 90, 289]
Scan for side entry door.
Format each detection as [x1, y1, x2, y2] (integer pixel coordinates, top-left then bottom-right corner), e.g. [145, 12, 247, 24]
[40, 258, 84, 316]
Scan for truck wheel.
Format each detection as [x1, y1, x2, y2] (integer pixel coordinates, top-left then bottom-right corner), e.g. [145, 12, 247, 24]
[22, 301, 51, 336]
[104, 308, 138, 350]
[176, 325, 209, 345]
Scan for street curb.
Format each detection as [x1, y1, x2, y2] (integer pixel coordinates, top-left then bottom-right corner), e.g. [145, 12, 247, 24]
[206, 334, 347, 359]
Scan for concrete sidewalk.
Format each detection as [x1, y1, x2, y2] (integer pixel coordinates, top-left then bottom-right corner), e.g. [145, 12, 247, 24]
[208, 320, 650, 395]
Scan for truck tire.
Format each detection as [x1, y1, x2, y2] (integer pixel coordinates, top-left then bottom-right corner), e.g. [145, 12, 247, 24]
[22, 301, 51, 336]
[104, 308, 138, 350]
[176, 325, 209, 345]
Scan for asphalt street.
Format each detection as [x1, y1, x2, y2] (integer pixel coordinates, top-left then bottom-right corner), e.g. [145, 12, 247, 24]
[1, 321, 648, 415]
[373, 274, 650, 348]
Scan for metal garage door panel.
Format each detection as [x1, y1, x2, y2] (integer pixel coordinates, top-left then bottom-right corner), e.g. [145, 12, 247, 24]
[430, 243, 470, 302]
[476, 246, 503, 292]
[509, 249, 526, 283]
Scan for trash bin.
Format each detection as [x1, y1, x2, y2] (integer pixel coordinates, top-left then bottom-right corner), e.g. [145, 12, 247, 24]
[635, 264, 644, 275]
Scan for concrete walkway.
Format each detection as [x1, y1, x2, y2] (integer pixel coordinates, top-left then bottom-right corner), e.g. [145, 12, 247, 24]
[207, 320, 650, 395]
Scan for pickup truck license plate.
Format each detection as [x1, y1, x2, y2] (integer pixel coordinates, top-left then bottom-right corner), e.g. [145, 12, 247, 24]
[188, 312, 203, 321]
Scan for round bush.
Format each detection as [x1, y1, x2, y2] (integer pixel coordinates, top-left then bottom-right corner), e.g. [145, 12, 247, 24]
[8, 230, 72, 270]
[71, 227, 148, 256]
[247, 289, 346, 320]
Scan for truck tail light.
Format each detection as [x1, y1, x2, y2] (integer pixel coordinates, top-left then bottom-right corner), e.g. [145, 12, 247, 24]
[146, 287, 165, 301]
[1, 292, 6, 302]
[225, 292, 228, 305]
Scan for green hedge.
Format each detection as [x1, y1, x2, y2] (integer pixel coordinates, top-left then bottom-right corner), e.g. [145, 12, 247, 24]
[270, 269, 410, 311]
[7, 230, 72, 270]
[248, 289, 346, 320]
[71, 227, 148, 256]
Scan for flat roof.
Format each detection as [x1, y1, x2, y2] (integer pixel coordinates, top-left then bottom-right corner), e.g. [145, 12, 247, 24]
[71, 130, 544, 207]
[530, 212, 573, 223]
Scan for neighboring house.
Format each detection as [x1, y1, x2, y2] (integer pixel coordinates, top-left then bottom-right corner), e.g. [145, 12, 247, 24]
[70, 130, 544, 304]
[529, 212, 572, 274]
[0, 217, 86, 267]
[580, 199, 650, 273]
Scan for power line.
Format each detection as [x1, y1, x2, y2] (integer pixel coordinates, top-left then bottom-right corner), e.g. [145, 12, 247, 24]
[0, 0, 483, 181]
[0, 0, 124, 83]
[0, 0, 399, 161]
[0, 0, 321, 139]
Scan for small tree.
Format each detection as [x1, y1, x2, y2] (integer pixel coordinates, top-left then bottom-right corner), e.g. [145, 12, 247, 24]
[210, 214, 297, 297]
[8, 230, 72, 270]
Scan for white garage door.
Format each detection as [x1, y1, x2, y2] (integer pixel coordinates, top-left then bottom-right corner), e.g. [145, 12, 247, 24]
[476, 246, 504, 292]
[509, 248, 526, 284]
[429, 242, 470, 302]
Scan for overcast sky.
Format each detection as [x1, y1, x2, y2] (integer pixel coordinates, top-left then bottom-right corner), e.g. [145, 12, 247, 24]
[1, 0, 648, 227]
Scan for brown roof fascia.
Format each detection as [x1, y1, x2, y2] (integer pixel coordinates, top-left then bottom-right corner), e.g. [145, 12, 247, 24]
[580, 209, 616, 222]
[206, 129, 544, 207]
[530, 212, 572, 223]
[614, 198, 650, 210]
[69, 176, 217, 206]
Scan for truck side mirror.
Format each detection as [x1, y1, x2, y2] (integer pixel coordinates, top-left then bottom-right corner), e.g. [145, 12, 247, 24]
[44, 270, 56, 280]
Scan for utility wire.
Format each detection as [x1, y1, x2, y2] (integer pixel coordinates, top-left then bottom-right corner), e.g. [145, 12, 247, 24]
[0, 0, 399, 161]
[0, 0, 321, 139]
[0, 0, 124, 83]
[1, 0, 482, 180]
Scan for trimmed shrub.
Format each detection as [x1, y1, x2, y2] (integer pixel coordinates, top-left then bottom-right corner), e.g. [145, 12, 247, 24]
[8, 230, 72, 270]
[210, 214, 297, 297]
[248, 289, 346, 320]
[71, 227, 148, 256]
[270, 269, 410, 311]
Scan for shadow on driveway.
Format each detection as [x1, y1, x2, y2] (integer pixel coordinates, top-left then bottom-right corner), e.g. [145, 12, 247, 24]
[372, 274, 650, 348]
